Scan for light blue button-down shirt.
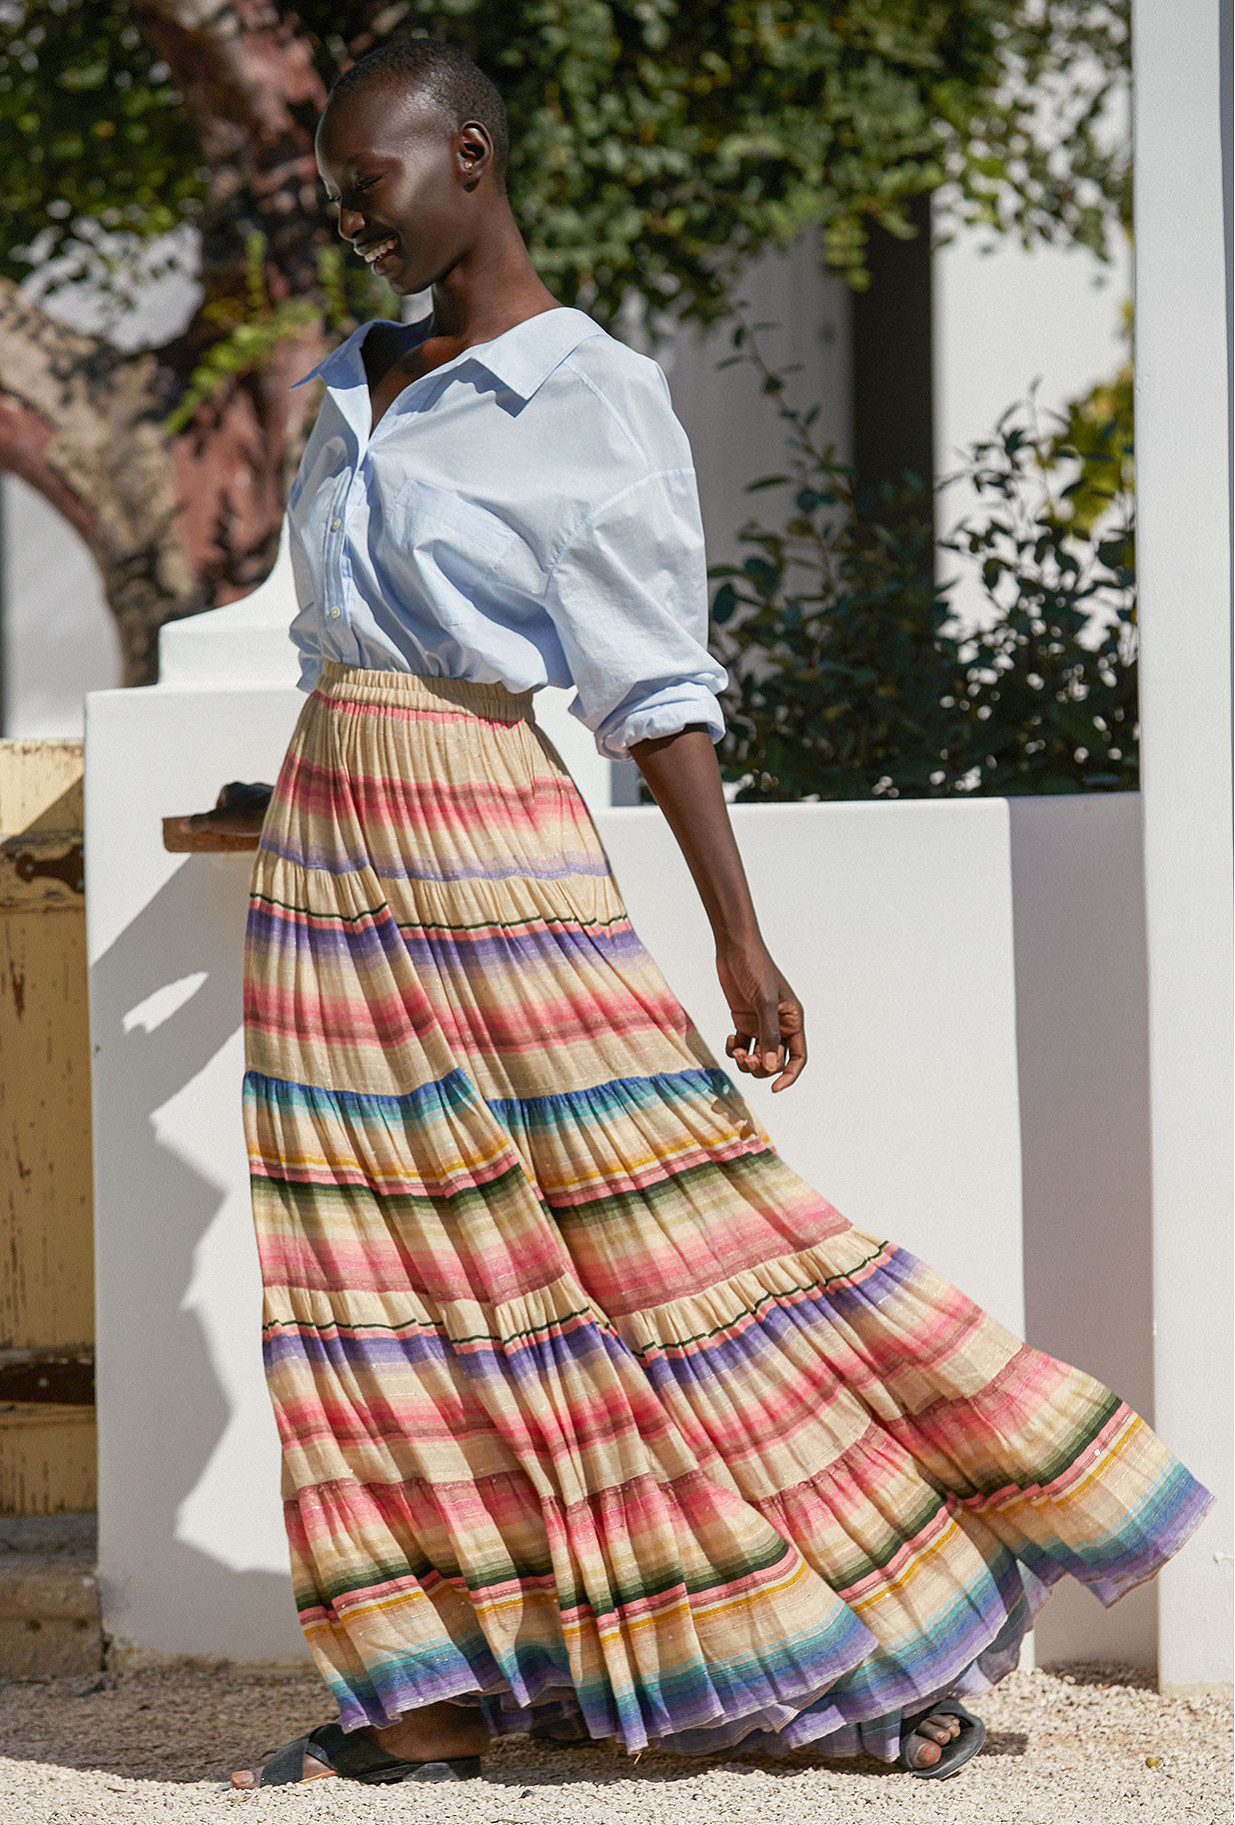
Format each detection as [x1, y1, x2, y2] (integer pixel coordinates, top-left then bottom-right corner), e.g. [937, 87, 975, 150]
[284, 305, 727, 760]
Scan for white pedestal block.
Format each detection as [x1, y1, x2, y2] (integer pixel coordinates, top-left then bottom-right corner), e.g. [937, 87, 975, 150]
[85, 680, 309, 1664]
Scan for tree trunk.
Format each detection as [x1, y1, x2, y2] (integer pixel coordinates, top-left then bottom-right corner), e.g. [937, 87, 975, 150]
[0, 0, 333, 685]
[0, 282, 198, 685]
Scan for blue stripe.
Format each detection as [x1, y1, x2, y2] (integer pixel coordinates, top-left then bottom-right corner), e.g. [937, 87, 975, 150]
[244, 1066, 478, 1125]
[244, 1064, 737, 1131]
[488, 1066, 736, 1129]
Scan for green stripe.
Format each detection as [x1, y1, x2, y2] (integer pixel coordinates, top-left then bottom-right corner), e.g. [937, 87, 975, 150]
[252, 1140, 788, 1233]
[295, 1516, 794, 1614]
[991, 1385, 1124, 1496]
[250, 888, 630, 938]
[625, 1241, 890, 1356]
[911, 1385, 1125, 1505]
[251, 1159, 539, 1223]
[808, 1484, 948, 1591]
[546, 1144, 785, 1226]
[266, 1307, 600, 1347]
[266, 1239, 889, 1353]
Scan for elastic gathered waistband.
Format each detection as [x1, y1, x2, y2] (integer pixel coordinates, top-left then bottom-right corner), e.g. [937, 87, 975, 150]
[312, 658, 535, 722]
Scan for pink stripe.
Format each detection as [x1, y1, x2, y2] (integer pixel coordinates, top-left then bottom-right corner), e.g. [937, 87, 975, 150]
[244, 979, 680, 1053]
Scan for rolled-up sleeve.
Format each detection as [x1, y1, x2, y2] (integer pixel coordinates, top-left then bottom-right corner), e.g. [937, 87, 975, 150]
[540, 466, 727, 761]
[296, 647, 324, 693]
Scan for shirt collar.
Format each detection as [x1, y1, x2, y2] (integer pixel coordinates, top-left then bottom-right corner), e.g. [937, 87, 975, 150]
[290, 306, 605, 405]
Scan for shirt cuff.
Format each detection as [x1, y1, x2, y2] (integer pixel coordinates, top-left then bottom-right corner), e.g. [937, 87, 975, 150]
[582, 681, 726, 762]
[296, 648, 324, 693]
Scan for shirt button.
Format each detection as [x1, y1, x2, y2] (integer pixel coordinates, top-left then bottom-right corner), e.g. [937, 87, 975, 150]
[330, 518, 341, 531]
[328, 605, 341, 620]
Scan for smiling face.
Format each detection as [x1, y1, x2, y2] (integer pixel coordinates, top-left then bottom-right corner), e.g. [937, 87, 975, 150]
[315, 81, 495, 295]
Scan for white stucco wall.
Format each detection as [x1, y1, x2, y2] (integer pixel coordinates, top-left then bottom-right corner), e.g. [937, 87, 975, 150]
[0, 475, 121, 737]
[1131, 0, 1234, 1692]
[931, 71, 1132, 638]
[85, 682, 310, 1664]
[1006, 794, 1159, 1667]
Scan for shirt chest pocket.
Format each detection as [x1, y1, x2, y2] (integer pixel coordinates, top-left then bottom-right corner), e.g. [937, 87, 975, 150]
[391, 477, 518, 596]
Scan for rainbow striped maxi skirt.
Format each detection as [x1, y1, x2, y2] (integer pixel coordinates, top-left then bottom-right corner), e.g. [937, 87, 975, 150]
[241, 659, 1212, 1760]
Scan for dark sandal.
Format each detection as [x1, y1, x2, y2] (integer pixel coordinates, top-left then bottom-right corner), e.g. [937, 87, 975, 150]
[897, 1698, 986, 1779]
[241, 1720, 483, 1787]
[528, 1715, 592, 1746]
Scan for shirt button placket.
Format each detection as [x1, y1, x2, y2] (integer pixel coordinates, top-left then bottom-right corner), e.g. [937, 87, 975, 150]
[326, 488, 347, 629]
[340, 476, 363, 658]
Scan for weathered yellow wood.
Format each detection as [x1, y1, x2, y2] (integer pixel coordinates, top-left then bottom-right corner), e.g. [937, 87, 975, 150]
[0, 896, 94, 1349]
[0, 740, 84, 832]
[0, 740, 95, 1515]
[0, 832, 84, 911]
[0, 1407, 96, 1515]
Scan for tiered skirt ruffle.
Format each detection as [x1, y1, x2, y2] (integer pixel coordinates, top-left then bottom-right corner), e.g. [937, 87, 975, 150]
[242, 660, 1211, 1761]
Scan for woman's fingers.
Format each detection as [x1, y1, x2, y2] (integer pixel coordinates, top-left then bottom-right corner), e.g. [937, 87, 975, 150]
[726, 1031, 762, 1074]
[724, 983, 806, 1086]
[757, 994, 783, 1072]
[770, 1027, 807, 1093]
[725, 1025, 787, 1078]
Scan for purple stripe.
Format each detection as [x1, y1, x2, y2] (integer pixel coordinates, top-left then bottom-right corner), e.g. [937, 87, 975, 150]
[245, 903, 648, 972]
[257, 830, 611, 883]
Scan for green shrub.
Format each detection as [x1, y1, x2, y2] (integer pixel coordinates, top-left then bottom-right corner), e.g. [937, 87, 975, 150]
[710, 317, 1136, 800]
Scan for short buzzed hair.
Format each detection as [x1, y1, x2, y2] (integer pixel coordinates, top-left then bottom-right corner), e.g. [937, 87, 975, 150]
[327, 37, 510, 187]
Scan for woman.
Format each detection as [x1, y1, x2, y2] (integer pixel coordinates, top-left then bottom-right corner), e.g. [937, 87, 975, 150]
[222, 36, 1211, 1791]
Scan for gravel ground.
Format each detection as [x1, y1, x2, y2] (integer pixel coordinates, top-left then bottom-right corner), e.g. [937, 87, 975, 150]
[0, 1662, 1229, 1825]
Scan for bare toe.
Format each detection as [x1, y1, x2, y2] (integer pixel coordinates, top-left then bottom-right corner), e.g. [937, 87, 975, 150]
[903, 1706, 967, 1770]
[229, 1747, 336, 1789]
[907, 1734, 942, 1768]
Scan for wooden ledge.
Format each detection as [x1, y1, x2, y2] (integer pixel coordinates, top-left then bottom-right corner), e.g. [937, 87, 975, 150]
[163, 781, 272, 851]
[162, 816, 262, 853]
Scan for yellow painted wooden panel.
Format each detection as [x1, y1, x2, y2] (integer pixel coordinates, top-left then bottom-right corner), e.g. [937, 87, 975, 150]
[0, 1406, 97, 1515]
[0, 740, 84, 833]
[0, 741, 95, 1499]
[0, 832, 84, 911]
[0, 903, 94, 1348]
[0, 742, 97, 1516]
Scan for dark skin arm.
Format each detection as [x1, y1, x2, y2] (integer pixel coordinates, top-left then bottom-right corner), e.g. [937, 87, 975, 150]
[627, 724, 807, 1092]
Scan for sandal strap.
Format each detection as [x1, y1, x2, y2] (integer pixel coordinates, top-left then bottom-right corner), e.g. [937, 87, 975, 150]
[304, 1720, 481, 1784]
[254, 1733, 318, 1787]
[306, 1721, 418, 1782]
[251, 1718, 484, 1788]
